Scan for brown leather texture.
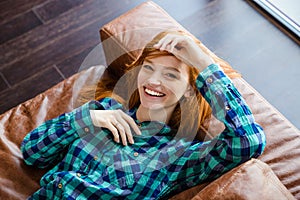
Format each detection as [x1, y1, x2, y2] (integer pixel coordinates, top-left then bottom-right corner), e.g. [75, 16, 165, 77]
[193, 159, 296, 200]
[0, 1, 299, 199]
[171, 159, 296, 200]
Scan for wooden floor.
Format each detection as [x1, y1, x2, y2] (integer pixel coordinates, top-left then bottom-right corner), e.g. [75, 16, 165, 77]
[0, 0, 299, 128]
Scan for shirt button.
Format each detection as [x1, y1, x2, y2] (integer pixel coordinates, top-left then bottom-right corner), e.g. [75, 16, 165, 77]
[76, 173, 81, 178]
[58, 183, 63, 189]
[93, 156, 98, 161]
[133, 152, 139, 157]
[207, 78, 213, 84]
[84, 127, 89, 133]
[225, 106, 231, 111]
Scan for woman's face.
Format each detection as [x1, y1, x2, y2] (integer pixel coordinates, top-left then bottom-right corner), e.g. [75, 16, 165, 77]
[137, 55, 190, 112]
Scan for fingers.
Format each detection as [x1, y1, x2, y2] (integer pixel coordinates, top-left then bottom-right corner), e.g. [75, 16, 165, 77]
[115, 111, 142, 146]
[158, 37, 171, 51]
[107, 122, 120, 143]
[114, 118, 133, 146]
[169, 38, 182, 52]
[112, 121, 128, 146]
[119, 111, 141, 136]
[154, 34, 185, 52]
[153, 33, 213, 69]
[154, 34, 172, 51]
[90, 110, 141, 146]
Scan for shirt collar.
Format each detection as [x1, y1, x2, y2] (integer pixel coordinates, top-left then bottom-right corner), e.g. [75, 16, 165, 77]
[126, 108, 173, 137]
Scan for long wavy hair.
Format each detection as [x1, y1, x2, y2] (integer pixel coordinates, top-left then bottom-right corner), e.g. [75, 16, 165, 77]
[79, 30, 240, 140]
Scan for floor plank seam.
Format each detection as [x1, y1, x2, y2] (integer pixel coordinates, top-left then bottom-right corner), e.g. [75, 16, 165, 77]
[0, 71, 12, 88]
[53, 64, 66, 80]
[32, 7, 46, 24]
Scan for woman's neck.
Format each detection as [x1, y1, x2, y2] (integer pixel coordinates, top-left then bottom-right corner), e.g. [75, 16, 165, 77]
[136, 105, 174, 124]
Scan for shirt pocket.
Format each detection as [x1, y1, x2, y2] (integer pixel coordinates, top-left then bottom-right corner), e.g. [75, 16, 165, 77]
[101, 165, 142, 189]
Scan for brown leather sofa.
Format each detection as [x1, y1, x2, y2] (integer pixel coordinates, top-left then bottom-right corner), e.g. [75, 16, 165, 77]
[0, 1, 299, 199]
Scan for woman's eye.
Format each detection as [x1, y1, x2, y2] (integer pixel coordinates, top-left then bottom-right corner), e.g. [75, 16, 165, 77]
[143, 65, 153, 71]
[165, 73, 178, 79]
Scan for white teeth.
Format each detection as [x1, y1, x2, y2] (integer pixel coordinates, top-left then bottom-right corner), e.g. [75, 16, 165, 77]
[145, 88, 164, 97]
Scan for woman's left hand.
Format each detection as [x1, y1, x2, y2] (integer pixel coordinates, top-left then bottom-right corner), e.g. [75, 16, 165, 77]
[153, 32, 214, 71]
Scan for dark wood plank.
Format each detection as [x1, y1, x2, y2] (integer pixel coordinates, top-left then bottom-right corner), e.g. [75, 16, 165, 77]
[56, 42, 107, 78]
[0, 10, 42, 45]
[0, 0, 135, 69]
[102, 0, 146, 20]
[1, 24, 94, 85]
[0, 0, 45, 24]
[0, 73, 9, 91]
[0, 17, 104, 86]
[56, 46, 95, 78]
[0, 0, 144, 85]
[0, 66, 63, 114]
[153, 0, 218, 22]
[34, 0, 86, 22]
[180, 0, 243, 40]
[0, 0, 101, 68]
[0, 0, 144, 69]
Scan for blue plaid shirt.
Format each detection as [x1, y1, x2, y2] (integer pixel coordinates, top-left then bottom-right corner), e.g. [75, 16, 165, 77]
[21, 64, 266, 199]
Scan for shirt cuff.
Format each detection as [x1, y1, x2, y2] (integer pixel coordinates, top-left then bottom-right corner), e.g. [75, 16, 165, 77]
[196, 63, 232, 92]
[195, 63, 235, 126]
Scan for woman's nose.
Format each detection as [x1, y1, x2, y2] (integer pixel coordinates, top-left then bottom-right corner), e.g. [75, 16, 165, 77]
[148, 72, 162, 85]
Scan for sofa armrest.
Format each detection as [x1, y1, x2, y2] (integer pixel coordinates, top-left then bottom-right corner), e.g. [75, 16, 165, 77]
[0, 66, 105, 200]
[197, 159, 295, 200]
[171, 159, 295, 200]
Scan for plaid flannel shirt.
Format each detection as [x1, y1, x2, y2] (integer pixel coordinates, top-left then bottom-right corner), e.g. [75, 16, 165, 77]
[21, 64, 266, 199]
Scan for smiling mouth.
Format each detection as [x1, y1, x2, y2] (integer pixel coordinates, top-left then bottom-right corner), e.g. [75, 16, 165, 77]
[144, 87, 166, 97]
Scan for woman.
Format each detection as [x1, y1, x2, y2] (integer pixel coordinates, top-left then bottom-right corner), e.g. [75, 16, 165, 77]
[21, 31, 266, 199]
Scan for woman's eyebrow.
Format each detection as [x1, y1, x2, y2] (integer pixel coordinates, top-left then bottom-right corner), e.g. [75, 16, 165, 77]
[144, 59, 153, 64]
[144, 59, 181, 72]
[164, 66, 181, 73]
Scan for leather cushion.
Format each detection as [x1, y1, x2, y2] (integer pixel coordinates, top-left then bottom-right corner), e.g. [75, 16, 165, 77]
[193, 159, 296, 200]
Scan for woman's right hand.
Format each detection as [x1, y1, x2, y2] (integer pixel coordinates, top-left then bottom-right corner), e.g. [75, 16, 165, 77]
[90, 110, 141, 146]
[153, 32, 214, 72]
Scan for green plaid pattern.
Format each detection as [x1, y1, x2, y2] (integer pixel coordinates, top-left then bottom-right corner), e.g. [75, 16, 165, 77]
[21, 64, 266, 199]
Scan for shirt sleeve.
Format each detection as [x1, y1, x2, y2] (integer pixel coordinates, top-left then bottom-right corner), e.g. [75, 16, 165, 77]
[20, 100, 104, 168]
[172, 64, 266, 184]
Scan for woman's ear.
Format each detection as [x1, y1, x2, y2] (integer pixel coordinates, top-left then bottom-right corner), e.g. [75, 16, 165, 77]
[184, 86, 193, 98]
